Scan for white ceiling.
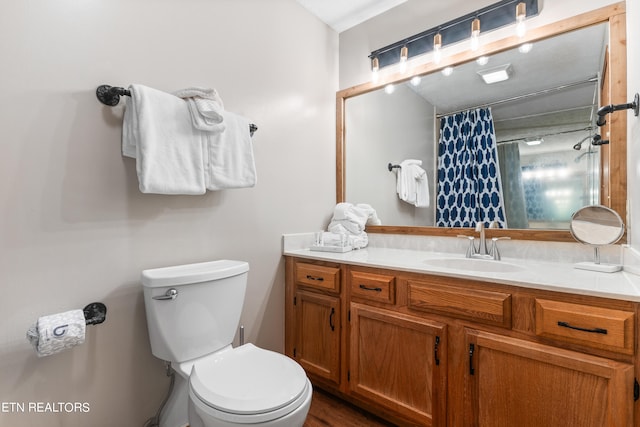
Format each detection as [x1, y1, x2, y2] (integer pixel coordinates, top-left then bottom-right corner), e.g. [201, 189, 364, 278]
[295, 0, 408, 32]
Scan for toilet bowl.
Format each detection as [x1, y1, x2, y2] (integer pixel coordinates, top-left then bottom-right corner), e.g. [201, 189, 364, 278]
[141, 260, 312, 427]
[187, 344, 312, 427]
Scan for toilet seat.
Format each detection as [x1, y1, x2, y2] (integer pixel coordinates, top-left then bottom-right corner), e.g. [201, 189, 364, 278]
[189, 343, 310, 424]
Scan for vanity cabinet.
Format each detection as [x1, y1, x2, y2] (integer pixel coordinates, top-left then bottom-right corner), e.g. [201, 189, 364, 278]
[284, 256, 639, 426]
[349, 303, 447, 426]
[285, 260, 343, 389]
[464, 329, 634, 427]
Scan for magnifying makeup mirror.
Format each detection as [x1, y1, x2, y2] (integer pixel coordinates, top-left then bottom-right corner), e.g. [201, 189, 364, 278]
[569, 205, 624, 273]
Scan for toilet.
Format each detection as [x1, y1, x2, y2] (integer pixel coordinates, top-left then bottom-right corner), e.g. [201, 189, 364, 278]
[141, 260, 312, 427]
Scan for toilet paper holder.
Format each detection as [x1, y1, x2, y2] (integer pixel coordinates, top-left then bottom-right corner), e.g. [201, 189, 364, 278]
[83, 302, 107, 326]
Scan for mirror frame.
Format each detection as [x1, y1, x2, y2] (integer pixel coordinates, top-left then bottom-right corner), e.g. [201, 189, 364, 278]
[336, 3, 627, 243]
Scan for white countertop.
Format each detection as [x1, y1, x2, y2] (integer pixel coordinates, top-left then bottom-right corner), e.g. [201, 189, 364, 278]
[284, 246, 640, 302]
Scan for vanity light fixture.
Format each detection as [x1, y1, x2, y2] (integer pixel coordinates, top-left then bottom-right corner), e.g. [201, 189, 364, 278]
[433, 33, 443, 64]
[442, 66, 454, 77]
[410, 76, 422, 86]
[470, 17, 481, 51]
[477, 64, 513, 84]
[371, 56, 380, 83]
[384, 84, 395, 94]
[368, 0, 538, 74]
[399, 45, 409, 73]
[516, 2, 527, 37]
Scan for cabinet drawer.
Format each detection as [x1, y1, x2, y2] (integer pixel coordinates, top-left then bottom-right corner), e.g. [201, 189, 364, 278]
[535, 299, 635, 355]
[295, 262, 340, 293]
[408, 280, 511, 328]
[350, 271, 396, 304]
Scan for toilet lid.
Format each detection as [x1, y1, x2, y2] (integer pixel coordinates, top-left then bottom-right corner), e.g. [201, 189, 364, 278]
[190, 343, 308, 415]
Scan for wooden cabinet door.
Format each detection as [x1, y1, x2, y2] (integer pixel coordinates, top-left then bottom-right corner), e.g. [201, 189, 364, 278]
[349, 303, 447, 426]
[294, 290, 341, 386]
[464, 329, 634, 427]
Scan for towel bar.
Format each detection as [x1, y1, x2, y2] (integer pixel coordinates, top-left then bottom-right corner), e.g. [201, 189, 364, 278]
[388, 163, 401, 171]
[96, 84, 258, 136]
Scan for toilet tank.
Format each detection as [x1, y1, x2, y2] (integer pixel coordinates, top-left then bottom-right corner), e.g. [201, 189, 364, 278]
[142, 260, 249, 363]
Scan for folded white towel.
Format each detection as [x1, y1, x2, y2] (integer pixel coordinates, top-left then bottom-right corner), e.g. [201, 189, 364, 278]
[123, 84, 206, 195]
[26, 310, 86, 357]
[173, 87, 225, 133]
[328, 203, 381, 236]
[396, 159, 429, 208]
[205, 111, 257, 190]
[318, 231, 369, 249]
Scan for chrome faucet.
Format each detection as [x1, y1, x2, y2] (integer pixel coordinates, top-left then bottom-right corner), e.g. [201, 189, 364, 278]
[459, 221, 509, 260]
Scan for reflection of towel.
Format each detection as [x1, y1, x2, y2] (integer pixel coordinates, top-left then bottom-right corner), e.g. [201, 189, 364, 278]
[396, 159, 429, 207]
[173, 87, 225, 133]
[26, 310, 86, 357]
[123, 84, 206, 194]
[206, 111, 257, 190]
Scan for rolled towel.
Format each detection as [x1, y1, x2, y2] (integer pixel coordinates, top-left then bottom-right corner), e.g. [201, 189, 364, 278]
[26, 310, 86, 357]
[328, 203, 381, 235]
[174, 87, 225, 132]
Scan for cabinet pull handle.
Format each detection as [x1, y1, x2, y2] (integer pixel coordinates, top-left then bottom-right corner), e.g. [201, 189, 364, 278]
[306, 275, 324, 282]
[469, 343, 475, 375]
[359, 284, 382, 292]
[557, 321, 607, 335]
[434, 336, 440, 366]
[329, 307, 335, 331]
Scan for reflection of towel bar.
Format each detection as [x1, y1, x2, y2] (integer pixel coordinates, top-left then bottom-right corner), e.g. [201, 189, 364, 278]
[388, 163, 401, 172]
[96, 84, 258, 136]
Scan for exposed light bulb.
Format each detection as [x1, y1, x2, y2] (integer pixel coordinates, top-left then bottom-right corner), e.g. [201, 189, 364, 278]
[442, 66, 453, 77]
[384, 84, 395, 94]
[476, 56, 489, 66]
[371, 57, 380, 83]
[399, 45, 408, 73]
[516, 2, 527, 38]
[433, 33, 442, 64]
[410, 76, 422, 86]
[470, 18, 480, 51]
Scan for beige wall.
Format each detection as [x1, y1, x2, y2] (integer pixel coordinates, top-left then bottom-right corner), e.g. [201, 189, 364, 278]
[0, 0, 337, 425]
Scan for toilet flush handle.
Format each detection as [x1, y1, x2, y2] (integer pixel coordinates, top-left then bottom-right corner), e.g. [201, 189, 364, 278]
[153, 288, 178, 300]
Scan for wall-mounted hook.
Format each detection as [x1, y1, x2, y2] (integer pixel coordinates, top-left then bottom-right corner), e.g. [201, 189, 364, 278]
[596, 92, 639, 126]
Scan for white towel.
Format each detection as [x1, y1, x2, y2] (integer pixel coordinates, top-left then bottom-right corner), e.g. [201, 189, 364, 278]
[396, 159, 429, 208]
[205, 111, 257, 190]
[318, 231, 369, 250]
[123, 84, 207, 195]
[26, 310, 86, 357]
[328, 203, 381, 235]
[173, 87, 225, 133]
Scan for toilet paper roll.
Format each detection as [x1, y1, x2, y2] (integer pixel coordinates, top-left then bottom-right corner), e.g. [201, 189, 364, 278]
[26, 309, 86, 357]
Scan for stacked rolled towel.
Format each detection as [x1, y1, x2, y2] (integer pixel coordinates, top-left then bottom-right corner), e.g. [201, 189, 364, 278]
[327, 203, 381, 249]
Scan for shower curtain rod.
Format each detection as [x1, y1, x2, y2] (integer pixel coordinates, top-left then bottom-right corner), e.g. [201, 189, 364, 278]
[496, 125, 595, 144]
[96, 85, 258, 136]
[436, 76, 598, 119]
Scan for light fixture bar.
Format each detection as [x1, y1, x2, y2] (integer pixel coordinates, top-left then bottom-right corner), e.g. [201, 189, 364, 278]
[368, 0, 538, 70]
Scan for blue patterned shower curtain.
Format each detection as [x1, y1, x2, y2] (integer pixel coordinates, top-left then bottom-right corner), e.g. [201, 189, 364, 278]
[436, 107, 506, 228]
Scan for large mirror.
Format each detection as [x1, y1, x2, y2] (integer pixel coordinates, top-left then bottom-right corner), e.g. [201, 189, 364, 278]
[336, 4, 627, 242]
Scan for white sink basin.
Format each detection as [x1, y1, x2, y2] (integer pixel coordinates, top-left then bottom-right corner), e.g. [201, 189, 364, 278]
[423, 257, 525, 273]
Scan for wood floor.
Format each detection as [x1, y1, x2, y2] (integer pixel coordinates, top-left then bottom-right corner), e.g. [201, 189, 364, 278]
[304, 388, 396, 427]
